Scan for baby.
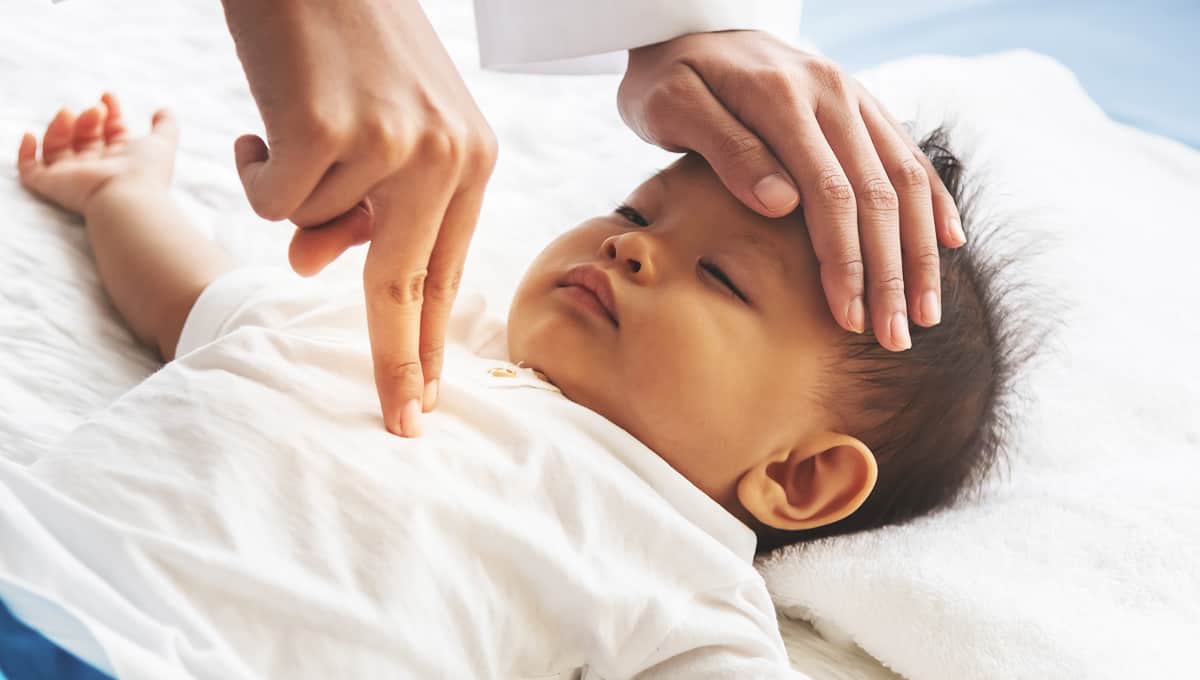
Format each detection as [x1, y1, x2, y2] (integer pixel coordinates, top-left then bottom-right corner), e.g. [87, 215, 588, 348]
[13, 94, 1008, 679]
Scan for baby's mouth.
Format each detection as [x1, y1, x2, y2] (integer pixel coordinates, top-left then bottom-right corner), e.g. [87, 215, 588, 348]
[557, 264, 620, 327]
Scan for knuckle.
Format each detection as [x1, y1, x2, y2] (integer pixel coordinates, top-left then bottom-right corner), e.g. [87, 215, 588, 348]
[891, 158, 929, 192]
[420, 127, 461, 162]
[361, 116, 391, 144]
[364, 120, 406, 168]
[751, 67, 793, 95]
[873, 270, 906, 295]
[824, 250, 865, 284]
[642, 68, 702, 138]
[366, 113, 406, 143]
[476, 127, 499, 166]
[910, 247, 941, 273]
[419, 341, 445, 367]
[466, 127, 499, 180]
[642, 84, 675, 122]
[816, 170, 854, 205]
[806, 58, 847, 94]
[658, 66, 703, 105]
[372, 267, 430, 307]
[859, 176, 899, 212]
[714, 130, 762, 161]
[301, 109, 345, 150]
[424, 266, 463, 305]
[382, 359, 423, 383]
[412, 103, 470, 163]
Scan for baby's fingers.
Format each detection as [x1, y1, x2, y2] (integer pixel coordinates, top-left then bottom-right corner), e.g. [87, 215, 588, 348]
[16, 133, 47, 194]
[42, 108, 76, 163]
[17, 132, 37, 168]
[100, 92, 128, 144]
[73, 106, 105, 153]
[150, 108, 179, 149]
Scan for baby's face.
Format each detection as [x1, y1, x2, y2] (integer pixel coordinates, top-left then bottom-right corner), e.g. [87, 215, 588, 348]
[507, 154, 845, 514]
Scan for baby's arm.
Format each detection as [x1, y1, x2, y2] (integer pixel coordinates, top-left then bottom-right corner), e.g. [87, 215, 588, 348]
[17, 93, 233, 361]
[81, 176, 232, 361]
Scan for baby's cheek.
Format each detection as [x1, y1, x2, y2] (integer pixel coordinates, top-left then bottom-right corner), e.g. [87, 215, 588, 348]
[622, 322, 749, 415]
[616, 351, 758, 477]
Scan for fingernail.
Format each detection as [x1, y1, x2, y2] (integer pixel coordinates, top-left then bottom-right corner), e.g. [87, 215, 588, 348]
[949, 217, 966, 245]
[400, 398, 422, 437]
[890, 312, 912, 350]
[920, 290, 941, 326]
[422, 379, 439, 413]
[846, 296, 866, 334]
[752, 174, 799, 214]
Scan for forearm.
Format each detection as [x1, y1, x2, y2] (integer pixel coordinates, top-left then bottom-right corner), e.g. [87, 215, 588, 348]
[82, 179, 233, 361]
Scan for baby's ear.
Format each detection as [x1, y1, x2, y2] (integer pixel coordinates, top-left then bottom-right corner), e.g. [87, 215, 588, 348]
[736, 433, 877, 531]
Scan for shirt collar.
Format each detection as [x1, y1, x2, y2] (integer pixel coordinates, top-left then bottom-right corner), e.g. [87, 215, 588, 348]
[455, 349, 759, 562]
[535, 381, 759, 563]
[605, 426, 759, 563]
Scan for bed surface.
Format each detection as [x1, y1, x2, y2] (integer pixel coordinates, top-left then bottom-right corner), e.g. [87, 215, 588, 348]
[3, 2, 1196, 679]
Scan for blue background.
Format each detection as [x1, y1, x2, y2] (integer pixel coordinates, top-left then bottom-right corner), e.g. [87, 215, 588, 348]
[800, 0, 1199, 148]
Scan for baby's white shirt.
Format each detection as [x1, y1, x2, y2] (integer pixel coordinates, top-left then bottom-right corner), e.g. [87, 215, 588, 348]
[13, 268, 805, 679]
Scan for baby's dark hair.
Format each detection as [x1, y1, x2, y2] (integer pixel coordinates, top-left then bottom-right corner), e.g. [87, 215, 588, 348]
[755, 127, 1027, 554]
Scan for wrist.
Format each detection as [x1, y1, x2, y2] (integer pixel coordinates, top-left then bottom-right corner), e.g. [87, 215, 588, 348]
[83, 175, 170, 221]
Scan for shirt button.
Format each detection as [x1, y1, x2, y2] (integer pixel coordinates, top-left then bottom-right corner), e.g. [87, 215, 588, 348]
[488, 366, 517, 378]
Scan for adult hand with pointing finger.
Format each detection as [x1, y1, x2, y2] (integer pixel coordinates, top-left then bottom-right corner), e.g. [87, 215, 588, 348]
[619, 30, 966, 351]
[221, 0, 497, 436]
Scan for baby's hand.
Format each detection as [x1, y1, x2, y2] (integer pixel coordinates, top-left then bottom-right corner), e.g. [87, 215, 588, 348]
[16, 92, 178, 215]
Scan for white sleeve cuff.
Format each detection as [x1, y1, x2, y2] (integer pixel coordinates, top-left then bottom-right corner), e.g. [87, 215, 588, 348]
[175, 267, 293, 358]
[473, 0, 804, 74]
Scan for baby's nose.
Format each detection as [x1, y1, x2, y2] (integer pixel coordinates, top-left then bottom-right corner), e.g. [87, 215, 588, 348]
[602, 232, 655, 279]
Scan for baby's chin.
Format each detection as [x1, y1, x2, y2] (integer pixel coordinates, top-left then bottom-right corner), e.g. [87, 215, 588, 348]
[506, 321, 612, 415]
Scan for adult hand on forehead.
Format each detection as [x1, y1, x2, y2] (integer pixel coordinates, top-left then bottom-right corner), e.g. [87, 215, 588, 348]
[619, 30, 966, 351]
[221, 0, 497, 436]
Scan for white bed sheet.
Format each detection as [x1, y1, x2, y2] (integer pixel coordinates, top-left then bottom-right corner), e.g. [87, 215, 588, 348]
[2, 1, 1195, 679]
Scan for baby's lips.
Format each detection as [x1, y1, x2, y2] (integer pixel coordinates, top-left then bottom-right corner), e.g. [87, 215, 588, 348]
[559, 263, 620, 326]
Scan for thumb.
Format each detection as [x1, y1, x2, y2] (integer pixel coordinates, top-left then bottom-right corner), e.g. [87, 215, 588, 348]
[232, 133, 286, 221]
[233, 133, 268, 168]
[150, 108, 179, 147]
[694, 115, 799, 217]
[232, 132, 330, 222]
[287, 200, 374, 277]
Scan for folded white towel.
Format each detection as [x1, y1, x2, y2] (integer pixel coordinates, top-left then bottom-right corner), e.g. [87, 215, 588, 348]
[759, 51, 1200, 680]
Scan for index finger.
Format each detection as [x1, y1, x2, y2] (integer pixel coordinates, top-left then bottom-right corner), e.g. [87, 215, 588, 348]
[363, 171, 456, 437]
[749, 109, 866, 334]
[100, 92, 128, 144]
